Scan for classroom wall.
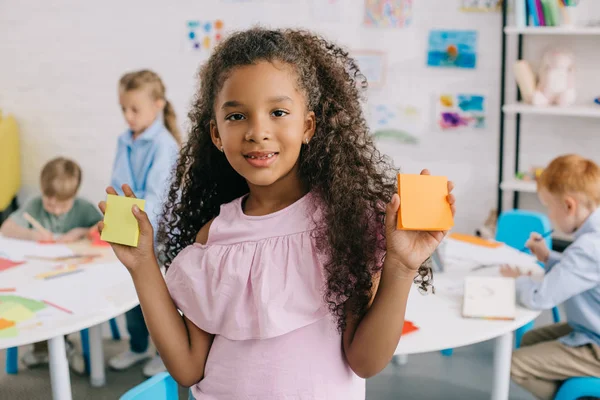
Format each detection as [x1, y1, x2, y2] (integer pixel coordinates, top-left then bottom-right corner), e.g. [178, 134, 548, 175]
[1, 0, 599, 234]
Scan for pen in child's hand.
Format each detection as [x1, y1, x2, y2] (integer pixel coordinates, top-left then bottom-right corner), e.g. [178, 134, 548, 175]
[520, 230, 554, 252]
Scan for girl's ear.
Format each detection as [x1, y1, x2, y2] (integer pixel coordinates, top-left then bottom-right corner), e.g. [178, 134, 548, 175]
[155, 98, 166, 111]
[210, 120, 222, 150]
[303, 111, 316, 143]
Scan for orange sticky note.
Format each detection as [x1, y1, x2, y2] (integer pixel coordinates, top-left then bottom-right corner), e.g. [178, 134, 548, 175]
[397, 174, 453, 231]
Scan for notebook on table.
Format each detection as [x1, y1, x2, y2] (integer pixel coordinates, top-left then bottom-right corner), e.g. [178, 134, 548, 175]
[462, 277, 516, 320]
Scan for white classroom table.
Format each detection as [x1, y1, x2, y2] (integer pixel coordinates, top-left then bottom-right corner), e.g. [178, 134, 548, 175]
[394, 238, 543, 400]
[0, 239, 138, 400]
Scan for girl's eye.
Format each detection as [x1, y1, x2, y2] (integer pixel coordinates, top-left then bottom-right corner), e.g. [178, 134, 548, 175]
[272, 110, 288, 118]
[226, 113, 245, 121]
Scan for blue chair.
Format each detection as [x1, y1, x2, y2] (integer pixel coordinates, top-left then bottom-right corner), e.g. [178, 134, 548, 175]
[120, 371, 178, 400]
[4, 318, 121, 374]
[496, 210, 561, 348]
[554, 377, 600, 400]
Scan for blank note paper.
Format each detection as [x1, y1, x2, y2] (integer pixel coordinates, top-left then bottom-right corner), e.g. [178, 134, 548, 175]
[397, 174, 454, 231]
[462, 277, 516, 320]
[100, 195, 146, 247]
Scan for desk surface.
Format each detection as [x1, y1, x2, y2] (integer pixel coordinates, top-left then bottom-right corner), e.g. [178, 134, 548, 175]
[0, 238, 138, 349]
[395, 239, 542, 355]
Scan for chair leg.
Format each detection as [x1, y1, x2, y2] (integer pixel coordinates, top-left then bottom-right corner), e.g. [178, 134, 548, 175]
[109, 318, 121, 340]
[80, 328, 90, 375]
[6, 347, 18, 374]
[552, 307, 561, 323]
[515, 321, 535, 349]
[440, 349, 453, 357]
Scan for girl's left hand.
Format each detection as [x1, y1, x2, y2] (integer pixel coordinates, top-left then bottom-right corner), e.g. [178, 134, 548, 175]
[385, 169, 456, 271]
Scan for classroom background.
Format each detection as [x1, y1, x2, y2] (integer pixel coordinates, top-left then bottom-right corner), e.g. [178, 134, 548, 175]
[1, 0, 600, 399]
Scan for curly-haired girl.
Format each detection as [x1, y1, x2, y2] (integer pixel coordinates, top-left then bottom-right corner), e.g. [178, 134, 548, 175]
[99, 28, 456, 399]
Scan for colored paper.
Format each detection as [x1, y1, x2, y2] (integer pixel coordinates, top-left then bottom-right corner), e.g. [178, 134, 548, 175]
[0, 257, 24, 272]
[0, 326, 17, 338]
[0, 303, 34, 323]
[0, 318, 15, 330]
[436, 93, 486, 131]
[186, 19, 224, 53]
[369, 103, 422, 144]
[402, 320, 419, 335]
[448, 233, 502, 248]
[89, 229, 110, 247]
[353, 51, 387, 88]
[100, 195, 146, 247]
[0, 295, 47, 312]
[460, 0, 502, 12]
[397, 174, 453, 231]
[363, 0, 412, 28]
[427, 30, 477, 69]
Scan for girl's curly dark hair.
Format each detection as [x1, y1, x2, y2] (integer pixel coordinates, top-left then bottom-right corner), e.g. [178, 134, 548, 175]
[158, 27, 413, 331]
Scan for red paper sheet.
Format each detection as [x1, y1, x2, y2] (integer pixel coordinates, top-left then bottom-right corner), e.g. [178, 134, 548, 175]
[402, 320, 419, 335]
[0, 258, 25, 272]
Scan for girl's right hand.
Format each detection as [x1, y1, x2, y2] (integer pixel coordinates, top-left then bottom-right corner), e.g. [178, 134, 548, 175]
[98, 184, 157, 272]
[525, 232, 550, 263]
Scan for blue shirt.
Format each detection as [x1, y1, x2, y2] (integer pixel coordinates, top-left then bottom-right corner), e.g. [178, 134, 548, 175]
[110, 119, 179, 233]
[516, 207, 600, 347]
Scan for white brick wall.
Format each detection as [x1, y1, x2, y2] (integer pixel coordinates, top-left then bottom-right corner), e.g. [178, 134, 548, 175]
[1, 0, 599, 233]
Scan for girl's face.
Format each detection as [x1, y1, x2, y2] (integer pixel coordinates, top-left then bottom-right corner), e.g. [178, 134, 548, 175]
[119, 88, 165, 136]
[210, 61, 315, 189]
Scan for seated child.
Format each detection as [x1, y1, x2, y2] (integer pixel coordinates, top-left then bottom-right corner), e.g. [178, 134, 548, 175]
[501, 154, 600, 400]
[0, 157, 102, 372]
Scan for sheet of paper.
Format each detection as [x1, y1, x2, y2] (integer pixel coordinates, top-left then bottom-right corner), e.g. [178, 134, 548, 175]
[0, 236, 73, 261]
[398, 174, 453, 231]
[463, 276, 516, 320]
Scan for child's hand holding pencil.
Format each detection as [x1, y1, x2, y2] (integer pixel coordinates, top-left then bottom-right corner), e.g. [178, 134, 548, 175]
[524, 230, 553, 263]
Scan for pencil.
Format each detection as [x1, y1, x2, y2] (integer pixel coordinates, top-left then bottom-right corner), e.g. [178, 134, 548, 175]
[23, 212, 52, 235]
[520, 230, 554, 252]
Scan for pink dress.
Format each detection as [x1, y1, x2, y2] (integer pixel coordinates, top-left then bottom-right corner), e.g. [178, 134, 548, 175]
[165, 193, 365, 400]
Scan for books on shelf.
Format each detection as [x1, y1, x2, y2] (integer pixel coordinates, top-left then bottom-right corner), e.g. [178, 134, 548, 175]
[516, 0, 577, 27]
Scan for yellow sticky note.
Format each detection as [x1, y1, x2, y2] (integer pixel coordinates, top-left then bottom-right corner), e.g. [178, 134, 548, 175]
[101, 195, 146, 247]
[0, 303, 34, 323]
[397, 174, 454, 231]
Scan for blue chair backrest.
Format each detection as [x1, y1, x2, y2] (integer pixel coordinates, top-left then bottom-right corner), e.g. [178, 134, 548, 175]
[496, 210, 552, 254]
[119, 372, 178, 400]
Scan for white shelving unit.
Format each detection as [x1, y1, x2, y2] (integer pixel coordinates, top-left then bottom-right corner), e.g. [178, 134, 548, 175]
[504, 26, 600, 35]
[498, 5, 600, 250]
[503, 103, 600, 118]
[500, 180, 537, 193]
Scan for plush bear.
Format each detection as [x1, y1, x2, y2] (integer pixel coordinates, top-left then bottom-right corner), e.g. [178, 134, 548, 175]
[532, 49, 576, 107]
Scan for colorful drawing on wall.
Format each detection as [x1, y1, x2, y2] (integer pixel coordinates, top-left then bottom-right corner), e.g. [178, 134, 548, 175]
[460, 0, 502, 12]
[369, 103, 422, 144]
[311, 0, 345, 22]
[353, 51, 387, 88]
[427, 30, 478, 69]
[436, 94, 486, 130]
[363, 0, 412, 28]
[186, 20, 224, 52]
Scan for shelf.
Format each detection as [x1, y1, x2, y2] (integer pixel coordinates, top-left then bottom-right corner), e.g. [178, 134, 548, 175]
[504, 26, 600, 35]
[503, 103, 600, 118]
[500, 180, 537, 193]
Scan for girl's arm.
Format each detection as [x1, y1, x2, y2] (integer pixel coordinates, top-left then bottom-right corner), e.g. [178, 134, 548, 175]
[99, 185, 213, 387]
[343, 171, 456, 378]
[342, 261, 413, 379]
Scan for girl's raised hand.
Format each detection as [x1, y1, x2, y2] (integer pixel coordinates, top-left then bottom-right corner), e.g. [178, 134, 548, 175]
[98, 184, 157, 272]
[384, 169, 456, 273]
